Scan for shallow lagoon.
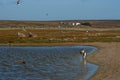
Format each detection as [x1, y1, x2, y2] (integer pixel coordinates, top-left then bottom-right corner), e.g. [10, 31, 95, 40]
[0, 46, 98, 80]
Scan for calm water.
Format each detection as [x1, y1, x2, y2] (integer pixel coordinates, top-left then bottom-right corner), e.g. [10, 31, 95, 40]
[0, 46, 98, 80]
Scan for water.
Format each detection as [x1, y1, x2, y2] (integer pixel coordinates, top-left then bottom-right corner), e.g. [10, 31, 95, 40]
[0, 46, 98, 80]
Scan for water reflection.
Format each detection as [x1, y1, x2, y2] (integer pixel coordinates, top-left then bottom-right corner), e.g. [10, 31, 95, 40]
[82, 59, 87, 67]
[0, 46, 98, 80]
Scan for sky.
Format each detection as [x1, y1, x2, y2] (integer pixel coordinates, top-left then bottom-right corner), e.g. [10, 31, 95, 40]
[0, 0, 120, 21]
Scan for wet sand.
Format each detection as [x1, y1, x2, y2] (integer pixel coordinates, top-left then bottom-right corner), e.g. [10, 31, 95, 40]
[0, 42, 120, 80]
[83, 42, 120, 80]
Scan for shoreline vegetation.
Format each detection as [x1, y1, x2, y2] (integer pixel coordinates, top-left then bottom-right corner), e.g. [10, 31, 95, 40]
[0, 20, 120, 80]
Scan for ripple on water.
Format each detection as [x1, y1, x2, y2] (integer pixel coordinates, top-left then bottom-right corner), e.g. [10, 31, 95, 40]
[0, 46, 98, 80]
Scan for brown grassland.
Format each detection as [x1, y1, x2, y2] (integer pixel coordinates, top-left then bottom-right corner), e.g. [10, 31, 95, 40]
[0, 20, 120, 44]
[0, 28, 120, 45]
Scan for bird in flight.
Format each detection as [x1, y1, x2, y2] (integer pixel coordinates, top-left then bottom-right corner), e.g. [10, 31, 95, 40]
[17, 0, 20, 5]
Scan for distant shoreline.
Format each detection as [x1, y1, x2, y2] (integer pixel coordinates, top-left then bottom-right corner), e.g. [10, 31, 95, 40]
[1, 19, 120, 22]
[0, 20, 120, 29]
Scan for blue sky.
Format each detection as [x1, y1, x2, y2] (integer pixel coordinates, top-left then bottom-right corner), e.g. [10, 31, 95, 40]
[0, 0, 120, 21]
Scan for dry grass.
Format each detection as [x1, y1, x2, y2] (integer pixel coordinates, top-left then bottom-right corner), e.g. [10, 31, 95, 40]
[0, 29, 120, 44]
[0, 20, 120, 44]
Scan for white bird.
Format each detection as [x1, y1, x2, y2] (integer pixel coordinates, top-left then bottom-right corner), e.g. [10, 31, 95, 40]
[80, 49, 87, 59]
[83, 52, 87, 59]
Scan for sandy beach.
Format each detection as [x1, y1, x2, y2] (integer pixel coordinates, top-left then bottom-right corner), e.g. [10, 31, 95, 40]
[0, 42, 120, 80]
[85, 42, 120, 80]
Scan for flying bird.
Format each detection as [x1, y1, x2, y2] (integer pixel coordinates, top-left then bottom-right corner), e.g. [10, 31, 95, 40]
[17, 0, 20, 5]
